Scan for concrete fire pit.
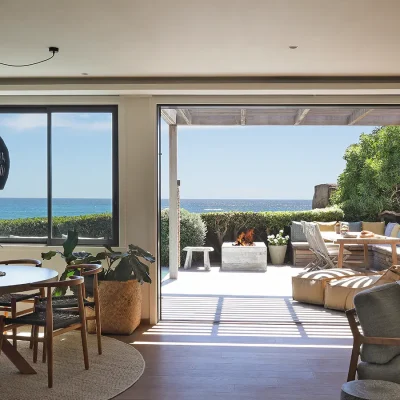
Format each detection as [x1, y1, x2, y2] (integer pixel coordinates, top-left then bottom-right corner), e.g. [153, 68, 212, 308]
[221, 242, 267, 272]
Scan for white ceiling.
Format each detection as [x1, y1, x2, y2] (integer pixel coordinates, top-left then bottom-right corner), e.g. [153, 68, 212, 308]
[1, 0, 399, 78]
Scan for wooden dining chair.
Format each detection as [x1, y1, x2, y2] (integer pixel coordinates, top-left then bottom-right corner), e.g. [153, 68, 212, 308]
[34, 263, 103, 355]
[0, 276, 89, 388]
[0, 259, 45, 348]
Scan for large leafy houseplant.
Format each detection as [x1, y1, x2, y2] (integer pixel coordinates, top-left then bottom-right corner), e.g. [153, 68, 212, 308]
[42, 230, 154, 295]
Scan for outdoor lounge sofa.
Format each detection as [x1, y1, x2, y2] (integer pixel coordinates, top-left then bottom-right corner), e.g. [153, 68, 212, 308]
[291, 220, 400, 269]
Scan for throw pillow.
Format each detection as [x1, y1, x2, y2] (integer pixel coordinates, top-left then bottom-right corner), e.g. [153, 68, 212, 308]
[385, 222, 398, 237]
[315, 221, 336, 232]
[362, 221, 385, 236]
[290, 221, 306, 242]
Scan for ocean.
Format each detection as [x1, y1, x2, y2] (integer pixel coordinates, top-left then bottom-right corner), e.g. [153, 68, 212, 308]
[0, 198, 112, 220]
[0, 198, 312, 220]
[161, 199, 312, 213]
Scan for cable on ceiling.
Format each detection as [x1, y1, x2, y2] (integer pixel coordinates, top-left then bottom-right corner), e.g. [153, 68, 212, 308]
[0, 47, 59, 68]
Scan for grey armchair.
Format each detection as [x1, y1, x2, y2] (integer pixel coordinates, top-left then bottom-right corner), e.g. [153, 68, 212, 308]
[346, 281, 400, 383]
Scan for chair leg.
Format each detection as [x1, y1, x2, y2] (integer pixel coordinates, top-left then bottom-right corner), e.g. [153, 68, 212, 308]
[95, 311, 102, 355]
[46, 331, 54, 388]
[33, 326, 39, 363]
[0, 316, 5, 355]
[80, 323, 89, 370]
[29, 326, 34, 349]
[347, 339, 361, 382]
[11, 299, 17, 349]
[42, 327, 47, 363]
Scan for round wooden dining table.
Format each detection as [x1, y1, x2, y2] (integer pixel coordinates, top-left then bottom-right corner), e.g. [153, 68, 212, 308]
[0, 265, 58, 374]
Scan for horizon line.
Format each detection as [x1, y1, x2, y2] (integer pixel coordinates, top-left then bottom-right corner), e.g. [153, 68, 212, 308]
[161, 198, 312, 201]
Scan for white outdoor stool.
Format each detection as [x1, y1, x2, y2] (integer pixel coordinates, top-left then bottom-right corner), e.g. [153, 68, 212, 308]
[183, 246, 214, 271]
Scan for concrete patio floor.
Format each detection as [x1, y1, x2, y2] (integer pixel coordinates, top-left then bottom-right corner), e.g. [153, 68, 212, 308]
[162, 264, 301, 297]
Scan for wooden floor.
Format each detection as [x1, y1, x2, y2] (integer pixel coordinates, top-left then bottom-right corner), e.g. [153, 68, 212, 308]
[113, 266, 353, 399]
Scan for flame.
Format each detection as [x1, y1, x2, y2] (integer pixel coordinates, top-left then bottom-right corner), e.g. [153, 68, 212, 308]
[234, 229, 255, 246]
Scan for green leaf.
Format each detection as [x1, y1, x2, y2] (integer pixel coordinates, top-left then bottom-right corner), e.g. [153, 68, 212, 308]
[41, 251, 58, 260]
[129, 244, 156, 263]
[63, 230, 79, 258]
[52, 269, 75, 297]
[113, 258, 134, 281]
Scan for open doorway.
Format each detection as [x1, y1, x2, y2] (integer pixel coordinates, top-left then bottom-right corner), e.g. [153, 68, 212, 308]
[158, 105, 399, 330]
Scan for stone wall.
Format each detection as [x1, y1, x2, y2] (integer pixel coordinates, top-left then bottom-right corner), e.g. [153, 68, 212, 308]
[312, 183, 337, 209]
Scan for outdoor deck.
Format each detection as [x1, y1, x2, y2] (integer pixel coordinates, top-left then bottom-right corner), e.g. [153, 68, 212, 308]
[116, 265, 353, 399]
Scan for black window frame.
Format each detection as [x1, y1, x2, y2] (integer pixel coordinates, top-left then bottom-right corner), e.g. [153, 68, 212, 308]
[0, 105, 119, 246]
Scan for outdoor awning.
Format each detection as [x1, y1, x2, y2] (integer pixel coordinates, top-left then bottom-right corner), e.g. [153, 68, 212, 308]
[161, 107, 400, 126]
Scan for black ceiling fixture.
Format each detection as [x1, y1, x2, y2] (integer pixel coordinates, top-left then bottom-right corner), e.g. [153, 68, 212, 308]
[0, 47, 59, 68]
[0, 137, 10, 190]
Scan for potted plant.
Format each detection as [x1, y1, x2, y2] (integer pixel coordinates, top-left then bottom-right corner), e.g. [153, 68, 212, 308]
[267, 230, 289, 265]
[42, 230, 155, 334]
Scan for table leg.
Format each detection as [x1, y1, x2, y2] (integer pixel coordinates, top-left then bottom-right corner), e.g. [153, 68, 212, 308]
[184, 250, 192, 270]
[392, 243, 398, 266]
[337, 244, 344, 268]
[363, 244, 370, 269]
[1, 338, 36, 374]
[204, 251, 211, 271]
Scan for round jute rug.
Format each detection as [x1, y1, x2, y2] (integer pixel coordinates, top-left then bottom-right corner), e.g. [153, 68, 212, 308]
[0, 332, 145, 400]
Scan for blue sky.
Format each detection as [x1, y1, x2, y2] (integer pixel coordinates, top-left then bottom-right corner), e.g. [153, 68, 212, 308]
[160, 121, 374, 200]
[0, 113, 374, 200]
[0, 113, 113, 198]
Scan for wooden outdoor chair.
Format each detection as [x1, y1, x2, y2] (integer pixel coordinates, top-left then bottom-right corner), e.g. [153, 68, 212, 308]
[0, 276, 89, 388]
[345, 281, 400, 384]
[302, 222, 326, 271]
[312, 224, 351, 269]
[0, 259, 45, 348]
[34, 263, 103, 355]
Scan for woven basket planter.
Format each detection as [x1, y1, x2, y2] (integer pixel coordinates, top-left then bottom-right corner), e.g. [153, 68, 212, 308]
[87, 280, 142, 335]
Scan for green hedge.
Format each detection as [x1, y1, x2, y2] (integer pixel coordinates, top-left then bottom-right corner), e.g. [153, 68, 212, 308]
[161, 208, 207, 267]
[200, 207, 344, 260]
[0, 213, 112, 238]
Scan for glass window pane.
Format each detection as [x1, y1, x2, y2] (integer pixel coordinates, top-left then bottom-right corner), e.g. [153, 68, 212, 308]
[0, 113, 47, 239]
[51, 112, 114, 241]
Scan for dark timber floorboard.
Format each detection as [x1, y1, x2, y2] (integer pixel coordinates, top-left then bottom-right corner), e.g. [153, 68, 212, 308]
[113, 295, 352, 400]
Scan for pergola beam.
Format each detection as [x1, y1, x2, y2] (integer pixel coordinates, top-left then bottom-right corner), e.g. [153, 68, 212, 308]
[347, 108, 373, 125]
[177, 109, 192, 125]
[294, 108, 310, 125]
[240, 109, 246, 125]
[161, 109, 177, 125]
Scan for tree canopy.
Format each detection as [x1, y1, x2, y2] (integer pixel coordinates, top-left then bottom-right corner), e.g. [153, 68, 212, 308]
[331, 126, 400, 221]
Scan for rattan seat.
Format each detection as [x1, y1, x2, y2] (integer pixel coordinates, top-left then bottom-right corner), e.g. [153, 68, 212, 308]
[35, 295, 95, 310]
[5, 310, 81, 330]
[0, 292, 41, 306]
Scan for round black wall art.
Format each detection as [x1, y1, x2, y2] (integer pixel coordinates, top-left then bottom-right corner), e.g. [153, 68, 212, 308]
[0, 136, 10, 190]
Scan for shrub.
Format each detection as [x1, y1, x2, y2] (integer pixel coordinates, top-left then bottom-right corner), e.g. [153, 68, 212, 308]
[0, 213, 112, 239]
[160, 208, 207, 266]
[331, 126, 400, 220]
[201, 207, 344, 260]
